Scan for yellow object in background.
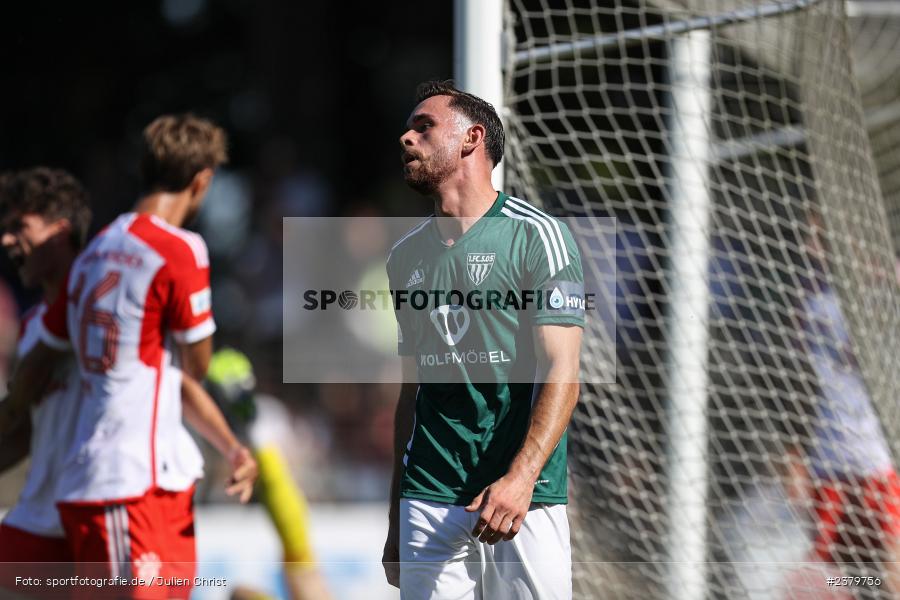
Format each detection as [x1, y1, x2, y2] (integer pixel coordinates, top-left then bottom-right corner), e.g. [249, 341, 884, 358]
[254, 444, 316, 565]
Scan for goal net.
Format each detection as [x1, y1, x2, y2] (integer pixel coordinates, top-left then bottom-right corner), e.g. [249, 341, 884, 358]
[847, 4, 900, 254]
[502, 1, 900, 598]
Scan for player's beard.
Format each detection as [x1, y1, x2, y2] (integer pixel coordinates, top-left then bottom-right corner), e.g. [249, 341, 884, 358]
[403, 146, 456, 196]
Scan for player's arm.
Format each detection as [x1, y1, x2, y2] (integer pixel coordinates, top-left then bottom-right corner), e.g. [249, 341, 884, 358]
[0, 352, 30, 471]
[511, 324, 581, 481]
[179, 336, 213, 381]
[0, 271, 73, 435]
[382, 355, 418, 588]
[466, 215, 584, 544]
[0, 415, 30, 474]
[0, 341, 65, 435]
[181, 370, 257, 503]
[465, 325, 581, 545]
[162, 235, 215, 381]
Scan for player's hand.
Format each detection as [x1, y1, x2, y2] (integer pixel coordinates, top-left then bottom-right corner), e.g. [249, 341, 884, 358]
[465, 471, 535, 544]
[225, 445, 258, 503]
[382, 525, 400, 588]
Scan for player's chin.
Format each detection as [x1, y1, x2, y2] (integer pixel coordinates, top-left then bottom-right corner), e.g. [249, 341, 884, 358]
[402, 163, 419, 180]
[403, 173, 437, 196]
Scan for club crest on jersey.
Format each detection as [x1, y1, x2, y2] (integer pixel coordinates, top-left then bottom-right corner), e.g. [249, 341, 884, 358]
[135, 551, 162, 581]
[466, 253, 495, 286]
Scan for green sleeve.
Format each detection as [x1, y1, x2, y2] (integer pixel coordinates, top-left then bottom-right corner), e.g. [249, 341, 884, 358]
[525, 218, 586, 327]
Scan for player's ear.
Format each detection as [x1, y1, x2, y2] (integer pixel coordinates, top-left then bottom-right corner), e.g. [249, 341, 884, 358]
[190, 168, 215, 200]
[52, 217, 71, 233]
[49, 218, 73, 244]
[461, 124, 486, 158]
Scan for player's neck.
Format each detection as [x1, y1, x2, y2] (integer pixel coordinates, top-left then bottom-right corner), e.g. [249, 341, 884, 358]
[434, 177, 497, 221]
[133, 191, 190, 228]
[41, 254, 74, 304]
[434, 179, 497, 245]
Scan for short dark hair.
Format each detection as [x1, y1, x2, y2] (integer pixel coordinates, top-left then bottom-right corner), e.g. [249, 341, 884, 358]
[415, 80, 505, 166]
[140, 113, 228, 192]
[0, 167, 92, 249]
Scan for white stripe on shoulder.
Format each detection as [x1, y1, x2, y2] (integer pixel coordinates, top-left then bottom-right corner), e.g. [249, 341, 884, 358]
[117, 213, 139, 232]
[505, 196, 570, 270]
[83, 213, 136, 258]
[148, 215, 210, 268]
[500, 207, 559, 277]
[391, 217, 433, 251]
[388, 217, 433, 263]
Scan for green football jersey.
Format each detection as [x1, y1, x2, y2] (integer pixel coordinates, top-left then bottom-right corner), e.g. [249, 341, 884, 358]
[386, 192, 584, 505]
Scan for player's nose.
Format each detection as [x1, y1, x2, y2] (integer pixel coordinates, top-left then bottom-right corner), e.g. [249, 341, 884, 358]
[0, 232, 16, 248]
[399, 129, 415, 147]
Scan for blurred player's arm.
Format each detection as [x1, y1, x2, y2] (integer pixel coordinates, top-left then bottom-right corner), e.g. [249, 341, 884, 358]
[179, 336, 213, 381]
[181, 371, 257, 503]
[382, 355, 418, 588]
[0, 275, 70, 434]
[0, 414, 30, 474]
[166, 240, 215, 381]
[205, 348, 333, 600]
[466, 324, 582, 544]
[255, 444, 315, 561]
[0, 341, 64, 435]
[255, 443, 334, 600]
[0, 352, 30, 472]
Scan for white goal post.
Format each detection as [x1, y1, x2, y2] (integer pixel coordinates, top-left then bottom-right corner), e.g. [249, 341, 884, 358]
[454, 0, 505, 191]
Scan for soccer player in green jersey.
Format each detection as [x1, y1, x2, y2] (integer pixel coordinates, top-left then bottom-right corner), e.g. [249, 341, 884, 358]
[382, 81, 583, 600]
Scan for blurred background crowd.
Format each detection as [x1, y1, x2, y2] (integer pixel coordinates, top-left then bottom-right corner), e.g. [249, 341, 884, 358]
[0, 0, 455, 506]
[2, 3, 899, 599]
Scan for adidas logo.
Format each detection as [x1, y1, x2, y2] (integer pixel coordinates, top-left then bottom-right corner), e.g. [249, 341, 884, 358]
[406, 268, 424, 288]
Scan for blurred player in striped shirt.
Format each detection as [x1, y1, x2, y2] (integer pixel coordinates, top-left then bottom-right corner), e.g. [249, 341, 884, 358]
[0, 168, 91, 595]
[0, 115, 257, 599]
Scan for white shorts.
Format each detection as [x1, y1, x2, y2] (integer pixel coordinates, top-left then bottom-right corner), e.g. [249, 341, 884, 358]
[399, 498, 571, 600]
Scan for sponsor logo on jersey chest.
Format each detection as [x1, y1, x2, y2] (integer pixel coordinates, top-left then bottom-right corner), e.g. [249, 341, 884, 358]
[466, 253, 495, 286]
[429, 304, 470, 346]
